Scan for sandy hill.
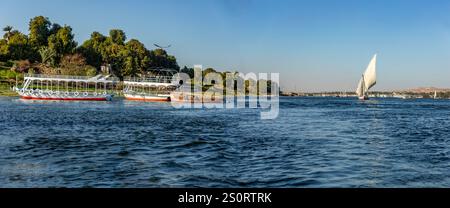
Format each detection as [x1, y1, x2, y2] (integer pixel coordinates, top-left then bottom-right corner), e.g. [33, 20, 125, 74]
[398, 87, 450, 93]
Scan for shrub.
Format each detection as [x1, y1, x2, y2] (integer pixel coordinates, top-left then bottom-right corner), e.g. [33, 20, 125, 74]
[85, 66, 98, 76]
[60, 53, 86, 68]
[11, 60, 31, 73]
[0, 69, 18, 80]
[35, 63, 59, 75]
[59, 54, 98, 76]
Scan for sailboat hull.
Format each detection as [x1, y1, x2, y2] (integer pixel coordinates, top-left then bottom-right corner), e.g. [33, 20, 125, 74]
[358, 96, 369, 100]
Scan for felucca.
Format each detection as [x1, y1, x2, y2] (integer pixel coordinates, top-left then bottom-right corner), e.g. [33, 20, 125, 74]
[356, 54, 377, 100]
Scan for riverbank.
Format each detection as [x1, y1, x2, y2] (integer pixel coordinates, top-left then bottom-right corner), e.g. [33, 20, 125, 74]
[0, 62, 19, 96]
[0, 83, 17, 97]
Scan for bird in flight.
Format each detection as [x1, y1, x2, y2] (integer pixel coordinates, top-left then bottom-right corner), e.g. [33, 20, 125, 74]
[154, 44, 171, 49]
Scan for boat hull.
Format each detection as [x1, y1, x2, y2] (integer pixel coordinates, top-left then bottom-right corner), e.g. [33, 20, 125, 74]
[124, 94, 171, 102]
[358, 96, 369, 100]
[170, 92, 223, 103]
[21, 96, 109, 101]
[17, 90, 113, 101]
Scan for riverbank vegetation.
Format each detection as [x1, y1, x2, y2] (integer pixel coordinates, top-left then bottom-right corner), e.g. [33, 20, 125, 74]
[0, 16, 180, 78]
[0, 16, 181, 96]
[1, 16, 274, 97]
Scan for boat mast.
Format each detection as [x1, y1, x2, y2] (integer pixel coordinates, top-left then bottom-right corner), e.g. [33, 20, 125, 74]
[361, 74, 366, 97]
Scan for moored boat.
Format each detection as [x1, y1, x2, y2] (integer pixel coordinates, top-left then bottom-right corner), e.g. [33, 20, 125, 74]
[15, 74, 118, 101]
[169, 91, 223, 103]
[123, 69, 179, 102]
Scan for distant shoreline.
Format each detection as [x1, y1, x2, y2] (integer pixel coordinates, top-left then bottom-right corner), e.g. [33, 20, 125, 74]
[2, 75, 449, 99]
[281, 90, 450, 99]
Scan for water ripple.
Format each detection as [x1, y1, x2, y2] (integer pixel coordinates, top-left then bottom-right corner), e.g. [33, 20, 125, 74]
[1, 97, 450, 187]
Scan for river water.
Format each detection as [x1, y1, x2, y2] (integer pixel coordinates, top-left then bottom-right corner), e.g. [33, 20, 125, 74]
[0, 96, 449, 187]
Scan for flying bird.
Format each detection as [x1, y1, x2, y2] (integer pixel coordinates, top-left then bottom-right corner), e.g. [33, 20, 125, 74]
[154, 44, 171, 49]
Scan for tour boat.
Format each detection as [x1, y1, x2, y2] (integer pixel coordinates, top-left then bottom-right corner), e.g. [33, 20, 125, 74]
[356, 54, 377, 100]
[15, 74, 118, 101]
[123, 69, 179, 102]
[169, 91, 222, 103]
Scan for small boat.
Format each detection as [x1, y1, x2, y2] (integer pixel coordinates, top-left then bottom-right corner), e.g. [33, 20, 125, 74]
[123, 69, 179, 102]
[433, 91, 438, 99]
[123, 77, 177, 102]
[15, 74, 118, 101]
[170, 91, 222, 103]
[356, 54, 377, 100]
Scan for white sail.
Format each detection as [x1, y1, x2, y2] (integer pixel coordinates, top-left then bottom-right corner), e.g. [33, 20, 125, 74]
[363, 54, 377, 90]
[356, 76, 365, 97]
[356, 54, 377, 97]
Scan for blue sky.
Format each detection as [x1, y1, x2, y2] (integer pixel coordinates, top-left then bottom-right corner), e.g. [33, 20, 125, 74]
[1, 0, 450, 91]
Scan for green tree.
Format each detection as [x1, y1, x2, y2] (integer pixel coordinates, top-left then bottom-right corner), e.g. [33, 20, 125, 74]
[149, 48, 179, 70]
[78, 31, 106, 68]
[79, 29, 180, 78]
[0, 39, 8, 61]
[49, 23, 62, 35]
[7, 31, 32, 60]
[101, 39, 124, 71]
[123, 39, 151, 75]
[109, 29, 126, 45]
[48, 25, 77, 64]
[122, 56, 137, 77]
[28, 16, 52, 48]
[2, 25, 13, 41]
[91, 31, 107, 43]
[92, 29, 127, 75]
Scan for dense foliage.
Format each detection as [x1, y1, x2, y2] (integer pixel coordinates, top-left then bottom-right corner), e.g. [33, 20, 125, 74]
[0, 16, 278, 96]
[0, 16, 180, 78]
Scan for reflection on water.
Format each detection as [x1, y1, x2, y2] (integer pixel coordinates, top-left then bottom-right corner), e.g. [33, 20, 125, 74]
[1, 96, 450, 187]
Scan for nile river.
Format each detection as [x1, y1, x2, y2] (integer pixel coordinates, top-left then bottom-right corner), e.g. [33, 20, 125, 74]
[0, 96, 449, 187]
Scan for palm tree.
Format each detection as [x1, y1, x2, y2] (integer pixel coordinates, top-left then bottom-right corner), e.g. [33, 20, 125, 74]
[38, 46, 56, 66]
[3, 25, 13, 41]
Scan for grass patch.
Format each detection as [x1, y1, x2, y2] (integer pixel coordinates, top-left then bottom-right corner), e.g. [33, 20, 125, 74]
[0, 82, 18, 97]
[0, 64, 19, 96]
[0, 69, 19, 80]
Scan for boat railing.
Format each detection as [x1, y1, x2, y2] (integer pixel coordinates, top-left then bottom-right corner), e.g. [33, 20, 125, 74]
[124, 76, 175, 84]
[24, 74, 120, 82]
